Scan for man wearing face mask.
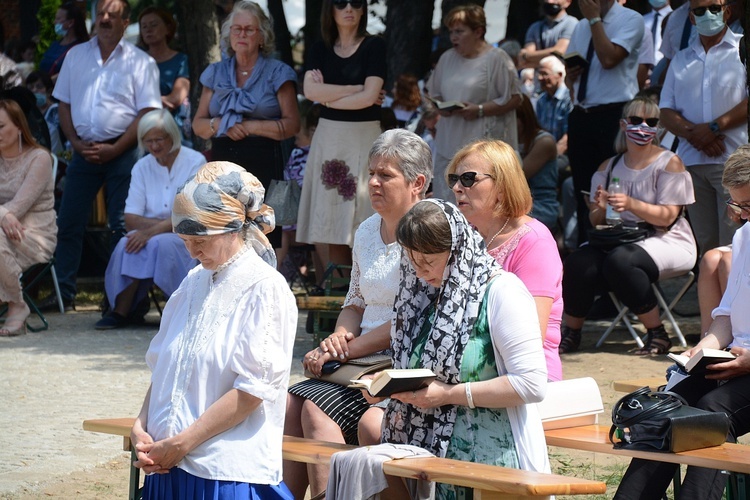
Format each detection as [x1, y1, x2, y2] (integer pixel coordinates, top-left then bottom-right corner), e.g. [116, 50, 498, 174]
[643, 0, 672, 65]
[519, 1, 578, 69]
[565, 0, 643, 244]
[660, 0, 747, 257]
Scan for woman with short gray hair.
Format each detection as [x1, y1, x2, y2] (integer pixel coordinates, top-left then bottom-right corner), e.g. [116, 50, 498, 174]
[285, 129, 432, 499]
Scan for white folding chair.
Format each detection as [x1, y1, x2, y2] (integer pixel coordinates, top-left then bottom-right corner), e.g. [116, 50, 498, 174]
[596, 270, 694, 348]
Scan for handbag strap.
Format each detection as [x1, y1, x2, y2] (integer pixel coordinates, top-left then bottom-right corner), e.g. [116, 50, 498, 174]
[604, 153, 625, 189]
[611, 387, 686, 428]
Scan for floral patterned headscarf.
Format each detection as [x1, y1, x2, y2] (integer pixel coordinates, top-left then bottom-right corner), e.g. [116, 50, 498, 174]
[382, 199, 499, 457]
[172, 161, 276, 266]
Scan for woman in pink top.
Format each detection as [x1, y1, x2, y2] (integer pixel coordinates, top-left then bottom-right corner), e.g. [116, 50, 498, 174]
[447, 139, 563, 381]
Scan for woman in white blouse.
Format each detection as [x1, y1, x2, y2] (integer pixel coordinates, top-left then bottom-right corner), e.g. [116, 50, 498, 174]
[131, 161, 297, 499]
[96, 109, 204, 330]
[284, 129, 433, 499]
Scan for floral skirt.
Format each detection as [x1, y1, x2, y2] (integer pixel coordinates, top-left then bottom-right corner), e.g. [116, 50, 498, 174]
[295, 118, 381, 247]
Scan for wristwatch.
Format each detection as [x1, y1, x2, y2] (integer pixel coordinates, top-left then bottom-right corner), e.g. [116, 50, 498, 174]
[709, 120, 721, 134]
[589, 17, 602, 26]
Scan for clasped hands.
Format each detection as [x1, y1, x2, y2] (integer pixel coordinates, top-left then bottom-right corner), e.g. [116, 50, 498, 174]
[131, 426, 185, 475]
[302, 331, 355, 376]
[684, 122, 725, 158]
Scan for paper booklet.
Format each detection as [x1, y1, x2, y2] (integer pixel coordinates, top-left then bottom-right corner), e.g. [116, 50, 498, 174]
[537, 377, 604, 430]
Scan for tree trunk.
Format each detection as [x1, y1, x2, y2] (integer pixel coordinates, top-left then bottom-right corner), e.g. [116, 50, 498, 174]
[176, 0, 221, 152]
[268, 0, 294, 67]
[384, 0, 434, 84]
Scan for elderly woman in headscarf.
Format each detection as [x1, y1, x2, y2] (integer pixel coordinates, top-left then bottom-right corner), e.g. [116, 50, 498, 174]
[130, 162, 297, 500]
[382, 199, 549, 499]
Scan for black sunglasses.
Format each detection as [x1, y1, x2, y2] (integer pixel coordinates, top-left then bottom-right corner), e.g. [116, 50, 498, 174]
[691, 4, 724, 16]
[447, 172, 494, 188]
[333, 0, 365, 10]
[628, 116, 659, 127]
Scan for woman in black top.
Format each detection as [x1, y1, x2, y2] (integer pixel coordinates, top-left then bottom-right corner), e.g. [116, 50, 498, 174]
[296, 0, 385, 272]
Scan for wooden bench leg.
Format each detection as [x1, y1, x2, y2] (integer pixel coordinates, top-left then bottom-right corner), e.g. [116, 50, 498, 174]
[128, 448, 142, 500]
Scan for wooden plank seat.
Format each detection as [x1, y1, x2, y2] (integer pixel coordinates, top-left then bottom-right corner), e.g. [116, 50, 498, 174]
[612, 377, 667, 393]
[295, 295, 345, 312]
[544, 424, 750, 475]
[83, 418, 606, 499]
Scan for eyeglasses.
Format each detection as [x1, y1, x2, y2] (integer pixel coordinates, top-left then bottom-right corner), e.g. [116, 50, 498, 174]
[333, 0, 365, 10]
[447, 172, 494, 188]
[230, 25, 258, 36]
[691, 4, 725, 16]
[726, 199, 750, 215]
[628, 116, 659, 127]
[143, 136, 169, 147]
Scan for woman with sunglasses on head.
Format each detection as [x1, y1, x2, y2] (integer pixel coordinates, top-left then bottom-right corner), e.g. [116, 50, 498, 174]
[559, 96, 697, 355]
[296, 0, 386, 273]
[381, 199, 549, 499]
[447, 139, 564, 381]
[193, 1, 300, 250]
[614, 145, 750, 500]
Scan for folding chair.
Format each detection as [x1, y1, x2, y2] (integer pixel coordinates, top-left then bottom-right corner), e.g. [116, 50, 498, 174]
[596, 270, 695, 348]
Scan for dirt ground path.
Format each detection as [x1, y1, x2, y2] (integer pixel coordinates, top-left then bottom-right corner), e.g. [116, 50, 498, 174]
[0, 278, 703, 499]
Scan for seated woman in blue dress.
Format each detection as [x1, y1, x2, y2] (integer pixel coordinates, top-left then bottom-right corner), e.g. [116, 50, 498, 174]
[96, 110, 205, 329]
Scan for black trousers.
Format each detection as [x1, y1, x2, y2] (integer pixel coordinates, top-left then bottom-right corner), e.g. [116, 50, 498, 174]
[567, 103, 625, 244]
[562, 244, 659, 318]
[614, 373, 750, 500]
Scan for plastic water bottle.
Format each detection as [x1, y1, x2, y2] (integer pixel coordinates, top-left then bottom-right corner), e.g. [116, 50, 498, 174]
[606, 177, 623, 226]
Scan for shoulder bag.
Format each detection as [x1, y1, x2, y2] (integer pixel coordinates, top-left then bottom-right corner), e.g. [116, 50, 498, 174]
[265, 179, 301, 226]
[609, 386, 730, 453]
[304, 354, 392, 387]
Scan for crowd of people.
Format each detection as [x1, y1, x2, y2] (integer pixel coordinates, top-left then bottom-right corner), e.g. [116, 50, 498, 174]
[1, 0, 750, 498]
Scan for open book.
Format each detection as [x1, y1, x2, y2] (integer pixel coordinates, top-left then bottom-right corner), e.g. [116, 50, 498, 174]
[426, 96, 466, 112]
[667, 348, 736, 375]
[349, 368, 436, 397]
[564, 52, 588, 69]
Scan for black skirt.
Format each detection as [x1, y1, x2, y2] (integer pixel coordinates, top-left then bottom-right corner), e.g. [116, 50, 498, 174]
[212, 135, 283, 248]
[288, 379, 370, 445]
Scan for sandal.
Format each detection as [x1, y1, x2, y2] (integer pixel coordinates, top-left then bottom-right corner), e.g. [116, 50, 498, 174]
[632, 326, 672, 356]
[559, 326, 582, 354]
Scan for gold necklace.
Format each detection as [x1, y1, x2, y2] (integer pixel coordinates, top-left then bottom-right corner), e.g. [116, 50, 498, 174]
[485, 218, 510, 249]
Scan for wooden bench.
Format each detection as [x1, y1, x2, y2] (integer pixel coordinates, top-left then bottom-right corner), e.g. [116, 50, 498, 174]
[544, 424, 750, 499]
[612, 377, 666, 393]
[295, 295, 345, 312]
[84, 417, 606, 499]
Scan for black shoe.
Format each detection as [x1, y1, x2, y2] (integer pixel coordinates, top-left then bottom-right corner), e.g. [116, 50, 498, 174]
[37, 294, 75, 312]
[95, 312, 129, 330]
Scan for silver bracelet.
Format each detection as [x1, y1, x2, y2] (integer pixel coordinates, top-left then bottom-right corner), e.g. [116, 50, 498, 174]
[465, 382, 476, 409]
[478, 104, 484, 118]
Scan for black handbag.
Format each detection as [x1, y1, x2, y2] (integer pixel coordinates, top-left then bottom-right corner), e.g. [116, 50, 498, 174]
[588, 223, 655, 250]
[609, 387, 730, 453]
[265, 179, 301, 226]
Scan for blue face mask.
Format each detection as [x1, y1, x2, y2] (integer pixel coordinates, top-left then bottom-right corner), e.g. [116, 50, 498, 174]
[34, 93, 47, 108]
[694, 9, 726, 37]
[54, 23, 68, 38]
[649, 0, 668, 8]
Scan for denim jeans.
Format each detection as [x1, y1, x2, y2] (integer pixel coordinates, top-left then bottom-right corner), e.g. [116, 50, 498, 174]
[54, 147, 138, 300]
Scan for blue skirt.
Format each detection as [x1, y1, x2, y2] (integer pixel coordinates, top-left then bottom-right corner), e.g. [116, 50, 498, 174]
[143, 468, 293, 500]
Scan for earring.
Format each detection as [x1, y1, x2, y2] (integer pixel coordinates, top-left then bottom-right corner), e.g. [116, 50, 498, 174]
[18, 131, 22, 154]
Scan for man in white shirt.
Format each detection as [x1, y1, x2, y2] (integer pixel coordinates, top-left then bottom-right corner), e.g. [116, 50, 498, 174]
[644, 0, 673, 65]
[660, 0, 747, 256]
[564, 0, 643, 244]
[44, 0, 160, 311]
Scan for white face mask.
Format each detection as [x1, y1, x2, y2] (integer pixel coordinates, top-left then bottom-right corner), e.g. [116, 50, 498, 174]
[694, 8, 727, 37]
